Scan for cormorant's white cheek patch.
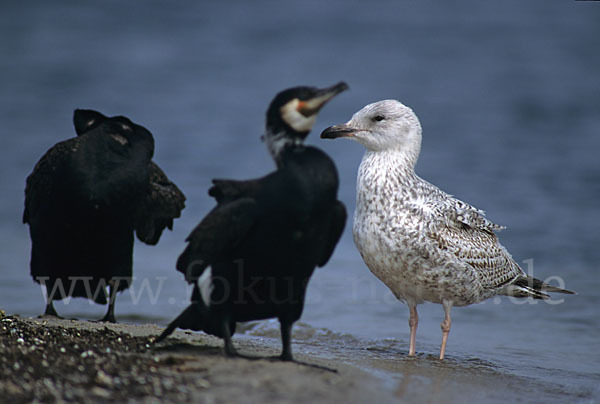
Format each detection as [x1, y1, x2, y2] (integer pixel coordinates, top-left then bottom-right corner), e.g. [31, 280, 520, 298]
[280, 99, 316, 133]
[197, 267, 213, 306]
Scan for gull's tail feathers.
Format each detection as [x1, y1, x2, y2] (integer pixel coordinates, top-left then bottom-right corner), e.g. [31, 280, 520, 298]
[502, 276, 576, 300]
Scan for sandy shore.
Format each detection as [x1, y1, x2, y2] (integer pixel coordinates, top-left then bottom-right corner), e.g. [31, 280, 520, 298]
[1, 310, 593, 403]
[0, 311, 396, 403]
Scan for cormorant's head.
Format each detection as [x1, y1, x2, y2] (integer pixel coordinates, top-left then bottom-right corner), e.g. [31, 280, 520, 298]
[73, 108, 154, 157]
[73, 109, 108, 136]
[264, 82, 348, 161]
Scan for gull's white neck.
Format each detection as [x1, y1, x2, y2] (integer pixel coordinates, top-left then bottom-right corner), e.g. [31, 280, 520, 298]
[357, 148, 419, 191]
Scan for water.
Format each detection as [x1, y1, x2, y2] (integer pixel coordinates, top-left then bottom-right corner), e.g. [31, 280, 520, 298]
[1, 1, 599, 402]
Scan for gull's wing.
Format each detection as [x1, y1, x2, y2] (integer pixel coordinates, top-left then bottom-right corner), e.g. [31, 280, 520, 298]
[427, 222, 522, 290]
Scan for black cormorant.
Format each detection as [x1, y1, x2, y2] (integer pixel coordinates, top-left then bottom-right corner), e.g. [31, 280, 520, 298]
[23, 109, 185, 322]
[155, 83, 348, 361]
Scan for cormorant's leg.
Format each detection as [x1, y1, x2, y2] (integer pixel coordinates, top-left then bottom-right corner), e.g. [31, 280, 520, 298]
[280, 320, 293, 361]
[222, 320, 237, 357]
[439, 301, 453, 360]
[39, 281, 62, 318]
[42, 301, 60, 318]
[99, 280, 117, 323]
[230, 318, 335, 372]
[408, 303, 418, 357]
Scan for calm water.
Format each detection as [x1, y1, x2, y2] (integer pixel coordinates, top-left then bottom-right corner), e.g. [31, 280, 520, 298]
[1, 1, 599, 402]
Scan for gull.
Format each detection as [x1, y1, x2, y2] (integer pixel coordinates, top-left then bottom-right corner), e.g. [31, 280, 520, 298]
[321, 99, 574, 359]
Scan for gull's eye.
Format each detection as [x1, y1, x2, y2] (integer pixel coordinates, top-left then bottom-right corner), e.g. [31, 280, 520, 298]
[372, 115, 385, 122]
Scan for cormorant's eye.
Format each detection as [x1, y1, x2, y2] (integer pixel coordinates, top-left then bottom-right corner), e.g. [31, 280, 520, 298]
[373, 115, 385, 122]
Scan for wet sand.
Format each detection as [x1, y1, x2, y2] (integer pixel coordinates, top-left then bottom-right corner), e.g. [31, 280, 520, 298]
[1, 311, 592, 403]
[0, 312, 395, 403]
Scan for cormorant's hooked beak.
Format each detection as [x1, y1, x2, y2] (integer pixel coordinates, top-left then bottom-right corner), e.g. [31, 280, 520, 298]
[297, 82, 349, 117]
[320, 124, 359, 139]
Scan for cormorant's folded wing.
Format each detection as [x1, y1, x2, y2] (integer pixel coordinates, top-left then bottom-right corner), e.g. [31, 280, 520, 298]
[208, 178, 263, 204]
[317, 200, 347, 267]
[134, 162, 186, 245]
[176, 197, 258, 282]
[23, 138, 76, 224]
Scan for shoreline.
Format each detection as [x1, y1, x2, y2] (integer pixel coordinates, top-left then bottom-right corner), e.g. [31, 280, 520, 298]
[1, 311, 595, 403]
[0, 312, 396, 403]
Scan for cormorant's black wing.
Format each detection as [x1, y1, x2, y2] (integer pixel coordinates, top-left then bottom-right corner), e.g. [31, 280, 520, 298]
[208, 178, 263, 204]
[23, 138, 77, 224]
[134, 162, 186, 245]
[317, 200, 347, 267]
[72, 109, 185, 244]
[176, 197, 258, 282]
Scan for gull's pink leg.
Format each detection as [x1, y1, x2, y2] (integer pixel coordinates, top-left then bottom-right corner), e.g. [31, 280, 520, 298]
[439, 301, 453, 360]
[408, 303, 418, 356]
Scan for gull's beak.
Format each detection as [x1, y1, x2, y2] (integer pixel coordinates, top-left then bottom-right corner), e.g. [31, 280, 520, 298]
[297, 82, 349, 117]
[320, 124, 358, 139]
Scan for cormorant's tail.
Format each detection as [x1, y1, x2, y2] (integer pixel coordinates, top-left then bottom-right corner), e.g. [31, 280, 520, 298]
[503, 276, 576, 299]
[154, 303, 205, 343]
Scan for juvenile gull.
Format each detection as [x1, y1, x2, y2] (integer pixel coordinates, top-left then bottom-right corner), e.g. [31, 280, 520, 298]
[321, 100, 574, 360]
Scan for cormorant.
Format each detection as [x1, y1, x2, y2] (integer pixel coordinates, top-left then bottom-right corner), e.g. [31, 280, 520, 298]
[23, 109, 185, 322]
[321, 99, 575, 359]
[155, 83, 348, 362]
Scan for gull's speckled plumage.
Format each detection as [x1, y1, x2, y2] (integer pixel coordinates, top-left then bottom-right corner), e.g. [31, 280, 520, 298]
[321, 99, 574, 359]
[354, 149, 518, 306]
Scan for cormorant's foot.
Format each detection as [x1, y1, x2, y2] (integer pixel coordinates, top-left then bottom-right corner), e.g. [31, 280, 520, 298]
[227, 351, 337, 372]
[39, 305, 62, 319]
[279, 351, 293, 362]
[38, 312, 64, 319]
[97, 313, 117, 323]
[223, 345, 238, 358]
[288, 359, 338, 373]
[267, 354, 337, 373]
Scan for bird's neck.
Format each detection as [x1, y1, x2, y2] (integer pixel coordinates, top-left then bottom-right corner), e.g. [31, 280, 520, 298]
[360, 149, 418, 178]
[356, 149, 418, 200]
[266, 130, 304, 167]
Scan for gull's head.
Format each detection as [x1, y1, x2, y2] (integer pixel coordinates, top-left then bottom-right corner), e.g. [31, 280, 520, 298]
[321, 100, 422, 154]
